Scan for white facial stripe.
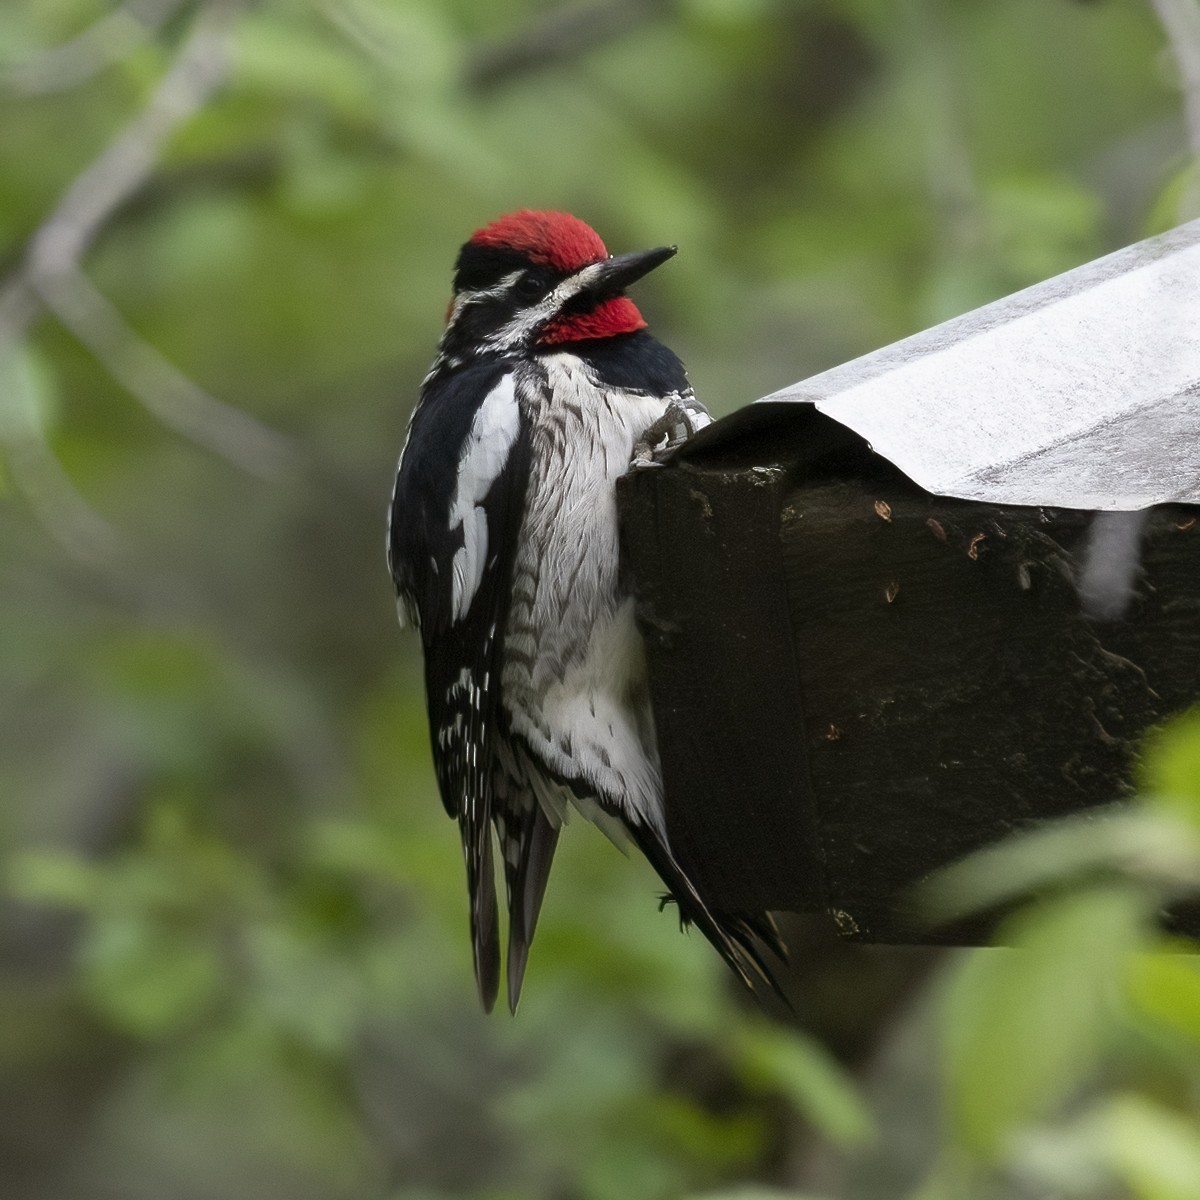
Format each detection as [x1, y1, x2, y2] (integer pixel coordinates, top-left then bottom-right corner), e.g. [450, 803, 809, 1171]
[448, 373, 520, 620]
[470, 270, 524, 302]
[559, 260, 607, 295]
[447, 258, 616, 352]
[481, 262, 610, 351]
[446, 270, 525, 328]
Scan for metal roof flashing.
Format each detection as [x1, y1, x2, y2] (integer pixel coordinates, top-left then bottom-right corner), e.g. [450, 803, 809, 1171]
[756, 220, 1200, 511]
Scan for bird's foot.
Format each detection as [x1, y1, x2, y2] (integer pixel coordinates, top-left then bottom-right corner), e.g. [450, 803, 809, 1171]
[631, 401, 697, 469]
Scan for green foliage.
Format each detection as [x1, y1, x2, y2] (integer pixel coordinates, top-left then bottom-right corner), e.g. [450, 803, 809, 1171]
[940, 883, 1146, 1156]
[1142, 709, 1200, 828]
[734, 1019, 875, 1149]
[1127, 948, 1200, 1045]
[1, 1, 1197, 1198]
[691, 1189, 831, 1200]
[915, 708, 1200, 1199]
[1101, 1095, 1200, 1200]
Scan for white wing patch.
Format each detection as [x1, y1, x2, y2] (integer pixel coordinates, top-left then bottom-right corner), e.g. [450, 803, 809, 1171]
[448, 373, 520, 621]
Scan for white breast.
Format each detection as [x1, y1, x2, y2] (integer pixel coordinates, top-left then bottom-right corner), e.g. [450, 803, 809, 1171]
[502, 352, 680, 829]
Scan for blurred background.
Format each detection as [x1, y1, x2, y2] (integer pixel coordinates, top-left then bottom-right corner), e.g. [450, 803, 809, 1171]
[3, 1, 1200, 1198]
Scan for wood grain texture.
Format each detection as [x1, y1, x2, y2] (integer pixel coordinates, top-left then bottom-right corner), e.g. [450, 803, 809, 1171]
[618, 405, 1200, 942]
[618, 413, 824, 916]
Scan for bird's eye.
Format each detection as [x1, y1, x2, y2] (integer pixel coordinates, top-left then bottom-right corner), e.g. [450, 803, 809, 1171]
[515, 273, 549, 300]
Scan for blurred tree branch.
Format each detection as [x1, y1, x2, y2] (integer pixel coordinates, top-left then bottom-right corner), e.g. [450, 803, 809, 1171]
[0, 0, 293, 482]
[1, 392, 125, 570]
[0, 0, 192, 95]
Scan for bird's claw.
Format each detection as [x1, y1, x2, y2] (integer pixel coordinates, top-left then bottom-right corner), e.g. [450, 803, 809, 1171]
[630, 401, 696, 469]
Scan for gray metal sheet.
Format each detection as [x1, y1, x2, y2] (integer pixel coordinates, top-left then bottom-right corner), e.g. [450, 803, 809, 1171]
[759, 220, 1200, 510]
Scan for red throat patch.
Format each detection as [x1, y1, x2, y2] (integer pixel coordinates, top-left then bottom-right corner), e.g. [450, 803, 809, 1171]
[539, 297, 647, 345]
[469, 210, 608, 273]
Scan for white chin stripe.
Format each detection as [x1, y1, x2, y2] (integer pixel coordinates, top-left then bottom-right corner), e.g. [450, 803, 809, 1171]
[448, 373, 520, 621]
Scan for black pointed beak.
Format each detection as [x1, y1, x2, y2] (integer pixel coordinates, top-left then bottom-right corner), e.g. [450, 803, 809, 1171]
[581, 245, 677, 297]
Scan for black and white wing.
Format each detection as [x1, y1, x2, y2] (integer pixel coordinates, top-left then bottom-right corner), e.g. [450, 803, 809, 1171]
[388, 362, 531, 1012]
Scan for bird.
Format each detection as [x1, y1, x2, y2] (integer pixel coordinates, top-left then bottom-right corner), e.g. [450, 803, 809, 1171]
[387, 209, 786, 1012]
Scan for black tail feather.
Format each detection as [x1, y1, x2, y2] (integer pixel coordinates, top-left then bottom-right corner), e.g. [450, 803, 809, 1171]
[631, 822, 789, 1008]
[463, 816, 500, 1013]
[738, 909, 789, 965]
[503, 805, 560, 1013]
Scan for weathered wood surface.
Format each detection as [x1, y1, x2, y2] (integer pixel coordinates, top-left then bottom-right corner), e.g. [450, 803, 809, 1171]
[617, 404, 1200, 942]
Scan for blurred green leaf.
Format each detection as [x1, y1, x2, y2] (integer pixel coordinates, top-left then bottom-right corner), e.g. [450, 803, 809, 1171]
[8, 848, 103, 908]
[983, 173, 1103, 285]
[1141, 709, 1200, 830]
[918, 809, 1200, 924]
[1145, 161, 1200, 236]
[940, 883, 1147, 1156]
[83, 630, 277, 779]
[734, 1021, 874, 1148]
[278, 118, 371, 217]
[1101, 1094, 1200, 1200]
[81, 913, 223, 1036]
[643, 1092, 765, 1170]
[244, 922, 362, 1055]
[1127, 947, 1200, 1045]
[232, 11, 377, 120]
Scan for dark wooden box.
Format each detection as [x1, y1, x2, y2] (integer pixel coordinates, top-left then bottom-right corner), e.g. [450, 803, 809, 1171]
[618, 404, 1200, 942]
